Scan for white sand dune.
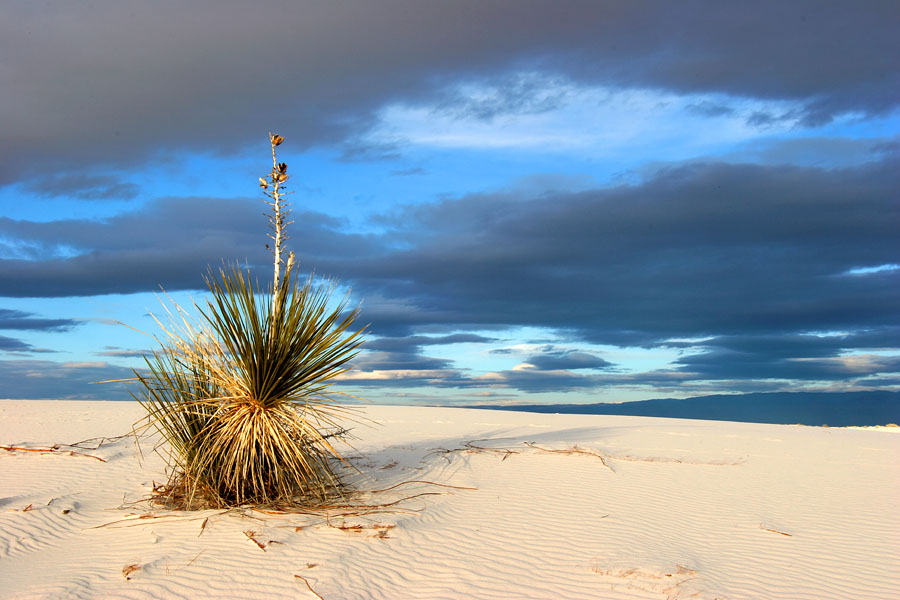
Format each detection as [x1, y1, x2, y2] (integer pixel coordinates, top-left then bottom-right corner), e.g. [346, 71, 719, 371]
[1, 400, 898, 600]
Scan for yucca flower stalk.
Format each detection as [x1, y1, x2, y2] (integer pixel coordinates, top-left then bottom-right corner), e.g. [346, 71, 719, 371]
[132, 133, 366, 508]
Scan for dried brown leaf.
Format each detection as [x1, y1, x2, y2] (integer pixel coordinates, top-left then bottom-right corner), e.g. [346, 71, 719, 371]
[122, 564, 140, 580]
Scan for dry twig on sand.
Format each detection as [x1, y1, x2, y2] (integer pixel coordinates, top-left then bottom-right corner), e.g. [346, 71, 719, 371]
[243, 530, 268, 551]
[0, 445, 107, 462]
[326, 520, 396, 538]
[426, 439, 521, 463]
[369, 480, 477, 493]
[524, 442, 615, 472]
[760, 524, 793, 536]
[65, 433, 134, 450]
[294, 574, 325, 600]
[429, 438, 617, 471]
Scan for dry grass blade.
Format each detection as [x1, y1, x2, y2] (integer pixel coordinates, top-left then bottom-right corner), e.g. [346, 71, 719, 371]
[90, 511, 224, 529]
[185, 549, 206, 568]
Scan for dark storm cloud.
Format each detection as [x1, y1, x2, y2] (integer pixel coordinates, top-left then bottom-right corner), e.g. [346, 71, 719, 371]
[352, 155, 899, 389]
[357, 328, 900, 394]
[524, 351, 612, 371]
[0, 309, 75, 355]
[349, 333, 497, 382]
[745, 109, 801, 128]
[338, 140, 404, 163]
[352, 351, 453, 373]
[347, 157, 899, 347]
[340, 350, 475, 389]
[0, 360, 135, 400]
[343, 332, 505, 388]
[684, 101, 735, 118]
[2, 1, 897, 183]
[433, 73, 570, 121]
[481, 363, 900, 395]
[477, 368, 766, 394]
[691, 329, 900, 359]
[364, 334, 497, 354]
[0, 309, 78, 331]
[872, 140, 900, 154]
[1, 157, 897, 388]
[668, 328, 900, 381]
[0, 196, 379, 296]
[0, 335, 35, 352]
[29, 174, 140, 201]
[729, 136, 900, 169]
[862, 376, 900, 388]
[675, 351, 900, 382]
[2, 157, 897, 347]
[481, 369, 603, 393]
[95, 346, 153, 359]
[345, 340, 614, 393]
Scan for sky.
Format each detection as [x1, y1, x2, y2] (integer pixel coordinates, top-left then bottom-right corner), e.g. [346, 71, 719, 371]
[0, 1, 898, 404]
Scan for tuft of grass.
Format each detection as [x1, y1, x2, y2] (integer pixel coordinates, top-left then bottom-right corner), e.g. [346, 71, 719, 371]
[131, 133, 366, 509]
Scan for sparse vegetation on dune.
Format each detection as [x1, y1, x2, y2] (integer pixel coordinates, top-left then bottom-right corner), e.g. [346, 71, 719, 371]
[131, 133, 367, 509]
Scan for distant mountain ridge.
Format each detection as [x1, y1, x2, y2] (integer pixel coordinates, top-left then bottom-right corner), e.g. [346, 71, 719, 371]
[467, 391, 900, 427]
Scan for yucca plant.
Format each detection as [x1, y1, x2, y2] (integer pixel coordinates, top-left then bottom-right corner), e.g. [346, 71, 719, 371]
[133, 133, 366, 508]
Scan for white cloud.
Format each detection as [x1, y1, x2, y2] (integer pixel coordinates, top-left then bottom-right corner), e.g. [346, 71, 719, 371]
[337, 369, 455, 381]
[364, 79, 804, 161]
[843, 264, 900, 276]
